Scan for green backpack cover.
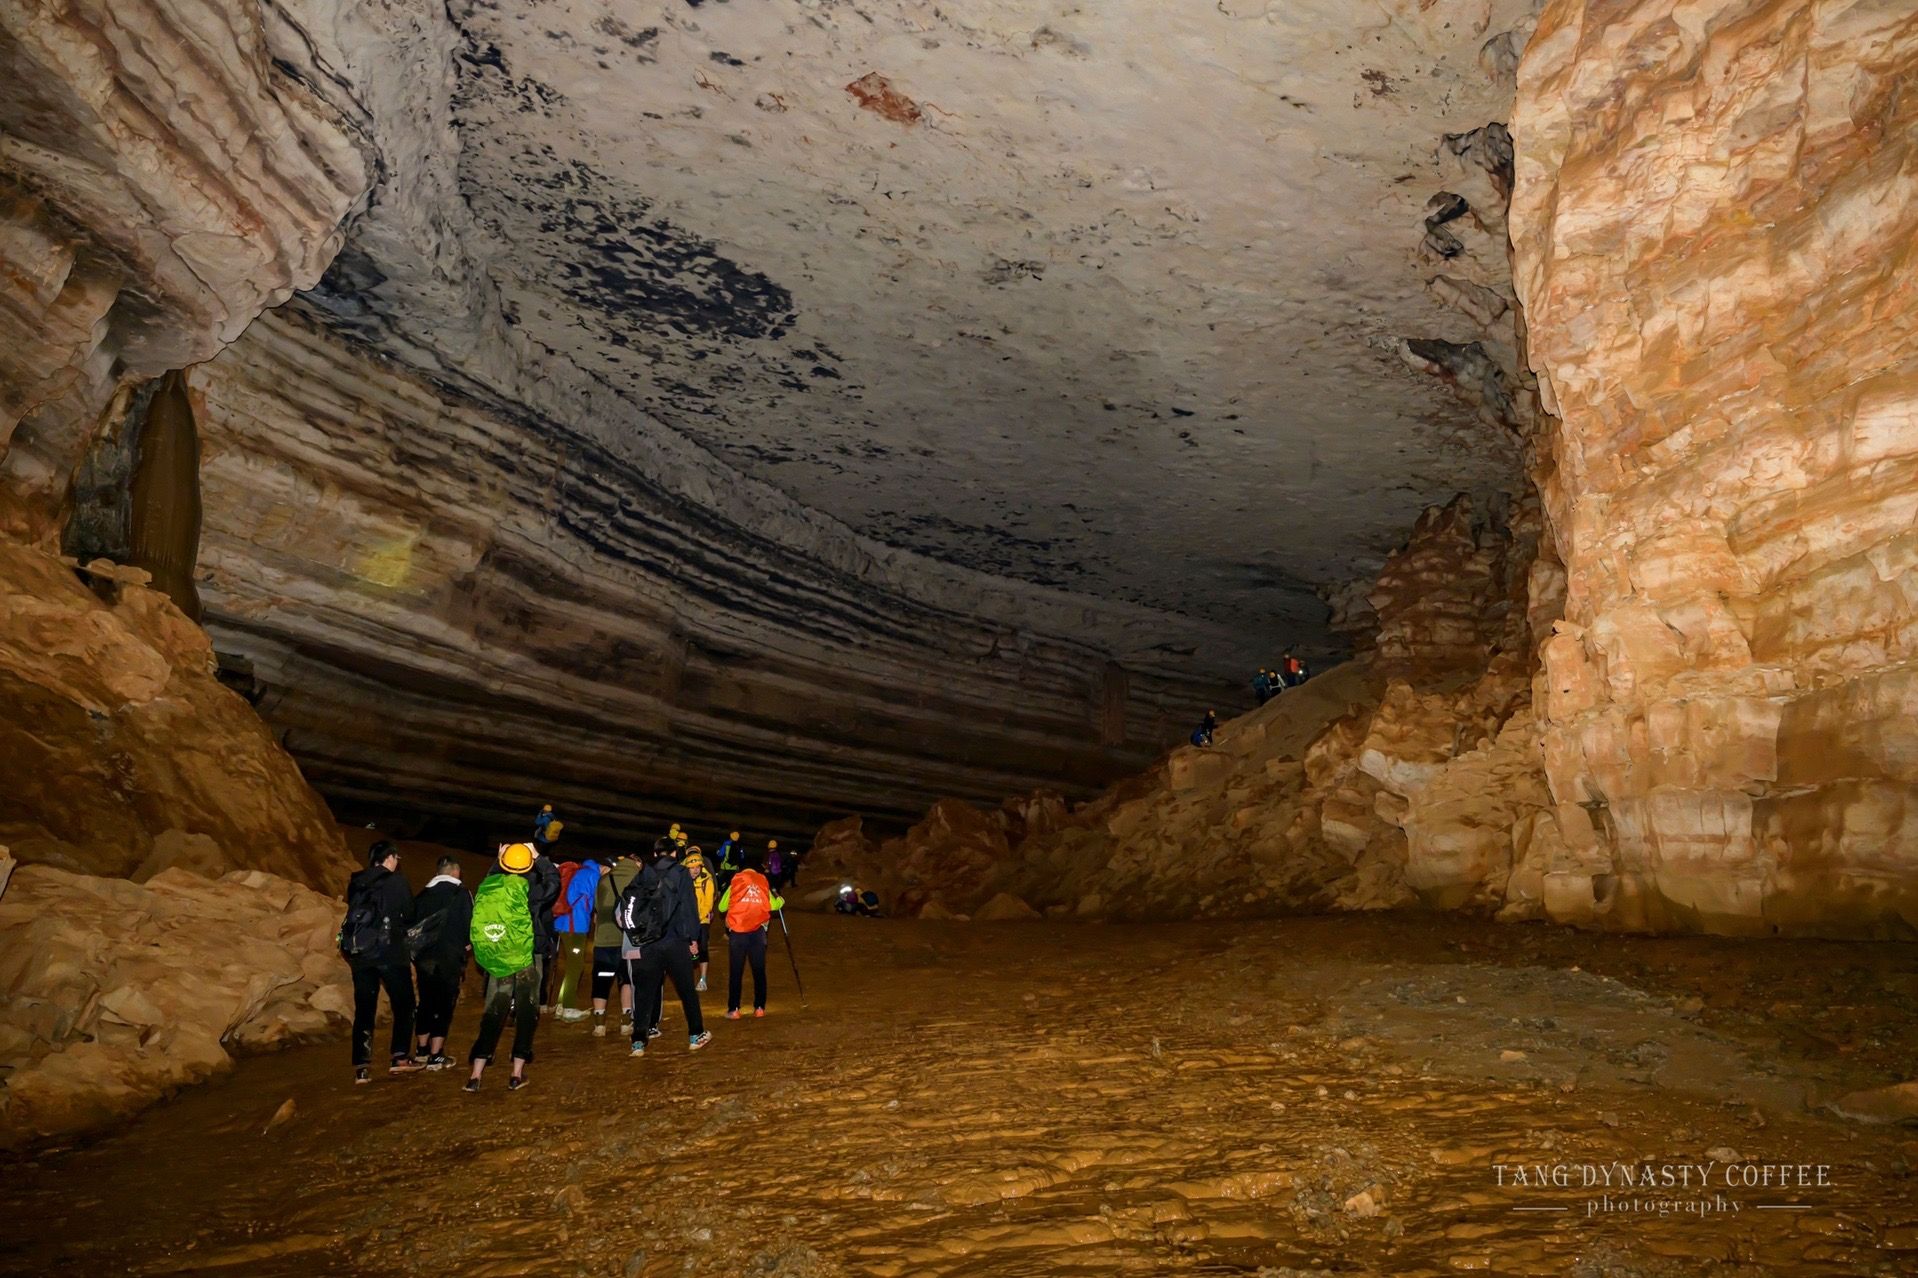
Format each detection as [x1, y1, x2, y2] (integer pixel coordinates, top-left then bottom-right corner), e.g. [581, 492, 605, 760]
[470, 872, 534, 977]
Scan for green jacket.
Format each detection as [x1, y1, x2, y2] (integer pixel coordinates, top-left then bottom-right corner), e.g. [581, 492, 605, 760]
[592, 859, 642, 947]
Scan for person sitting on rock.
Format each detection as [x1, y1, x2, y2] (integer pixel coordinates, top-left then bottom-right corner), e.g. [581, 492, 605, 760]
[339, 840, 422, 1085]
[835, 884, 883, 917]
[411, 855, 472, 1070]
[1190, 709, 1217, 748]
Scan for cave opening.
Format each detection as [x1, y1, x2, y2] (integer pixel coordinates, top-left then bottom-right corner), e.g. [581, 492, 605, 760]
[3, 1, 1917, 1274]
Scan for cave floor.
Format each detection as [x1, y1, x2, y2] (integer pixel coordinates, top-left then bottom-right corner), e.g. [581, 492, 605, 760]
[5, 914, 1917, 1277]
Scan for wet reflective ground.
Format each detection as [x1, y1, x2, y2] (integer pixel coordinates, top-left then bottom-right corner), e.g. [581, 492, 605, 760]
[4, 914, 1916, 1276]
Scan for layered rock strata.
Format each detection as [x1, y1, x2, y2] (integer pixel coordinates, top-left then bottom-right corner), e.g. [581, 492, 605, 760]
[0, 862, 351, 1149]
[1513, 0, 1918, 936]
[191, 309, 1235, 839]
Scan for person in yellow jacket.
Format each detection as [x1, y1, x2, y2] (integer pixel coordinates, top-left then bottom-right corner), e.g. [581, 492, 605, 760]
[716, 847, 784, 1018]
[681, 844, 718, 993]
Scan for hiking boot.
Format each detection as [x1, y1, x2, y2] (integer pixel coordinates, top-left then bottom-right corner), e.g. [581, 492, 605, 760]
[725, 1009, 741, 1020]
[629, 1042, 646, 1058]
[389, 1057, 424, 1076]
[689, 1031, 713, 1052]
[354, 1066, 371, 1086]
[696, 977, 708, 992]
[592, 1017, 607, 1038]
[753, 1007, 767, 1018]
[462, 1077, 480, 1094]
[647, 1026, 662, 1040]
[507, 1075, 530, 1093]
[425, 1054, 450, 1071]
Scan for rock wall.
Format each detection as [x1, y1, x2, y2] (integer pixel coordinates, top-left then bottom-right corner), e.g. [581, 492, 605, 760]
[808, 499, 1559, 921]
[1512, 0, 1918, 936]
[0, 540, 347, 886]
[0, 0, 369, 539]
[0, 862, 351, 1149]
[190, 308, 1236, 839]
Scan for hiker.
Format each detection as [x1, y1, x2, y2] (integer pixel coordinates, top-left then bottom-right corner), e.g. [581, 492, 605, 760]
[340, 840, 421, 1084]
[765, 839, 788, 890]
[465, 843, 545, 1093]
[718, 847, 784, 1018]
[681, 844, 718, 993]
[1252, 668, 1274, 705]
[533, 803, 563, 854]
[552, 856, 601, 1020]
[619, 837, 712, 1057]
[589, 848, 644, 1038]
[1281, 650, 1306, 687]
[528, 842, 562, 1012]
[412, 855, 473, 1069]
[835, 884, 883, 917]
[715, 830, 743, 891]
[1190, 709, 1217, 748]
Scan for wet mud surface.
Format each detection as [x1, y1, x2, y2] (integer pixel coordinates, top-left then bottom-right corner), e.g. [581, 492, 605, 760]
[5, 914, 1917, 1276]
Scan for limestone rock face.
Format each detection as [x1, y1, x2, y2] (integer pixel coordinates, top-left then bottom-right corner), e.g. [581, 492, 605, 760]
[0, 864, 352, 1149]
[1512, 0, 1918, 936]
[0, 541, 348, 888]
[0, 0, 368, 536]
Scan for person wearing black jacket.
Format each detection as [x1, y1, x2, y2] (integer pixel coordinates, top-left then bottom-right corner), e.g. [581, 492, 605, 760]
[628, 838, 711, 1056]
[529, 846, 562, 1012]
[410, 856, 473, 1069]
[343, 841, 421, 1084]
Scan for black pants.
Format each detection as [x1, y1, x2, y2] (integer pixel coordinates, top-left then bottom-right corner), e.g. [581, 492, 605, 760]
[351, 961, 415, 1066]
[727, 928, 768, 1012]
[631, 945, 704, 1044]
[468, 960, 542, 1065]
[414, 959, 464, 1040]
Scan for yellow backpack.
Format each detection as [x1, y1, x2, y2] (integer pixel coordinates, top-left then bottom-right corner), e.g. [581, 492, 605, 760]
[683, 851, 716, 923]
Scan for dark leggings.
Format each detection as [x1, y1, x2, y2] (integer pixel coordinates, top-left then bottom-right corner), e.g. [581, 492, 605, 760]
[468, 960, 542, 1065]
[631, 945, 704, 1044]
[727, 928, 768, 1012]
[351, 962, 415, 1066]
[414, 961, 463, 1040]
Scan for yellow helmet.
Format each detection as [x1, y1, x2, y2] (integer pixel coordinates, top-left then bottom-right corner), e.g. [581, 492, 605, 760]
[730, 830, 741, 840]
[541, 803, 553, 812]
[768, 839, 779, 849]
[498, 842, 535, 874]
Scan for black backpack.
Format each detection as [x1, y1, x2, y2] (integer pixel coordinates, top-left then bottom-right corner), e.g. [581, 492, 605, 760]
[404, 908, 447, 962]
[615, 864, 671, 949]
[338, 880, 389, 963]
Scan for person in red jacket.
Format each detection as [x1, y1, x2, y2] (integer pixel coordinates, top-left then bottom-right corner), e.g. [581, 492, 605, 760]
[717, 847, 785, 1019]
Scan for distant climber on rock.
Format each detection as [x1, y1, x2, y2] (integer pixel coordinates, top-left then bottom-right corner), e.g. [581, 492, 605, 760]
[619, 837, 712, 1057]
[590, 847, 644, 1039]
[465, 842, 544, 1093]
[1252, 668, 1274, 704]
[339, 840, 422, 1085]
[533, 803, 563, 852]
[719, 847, 784, 1018]
[835, 884, 883, 917]
[411, 855, 472, 1070]
[1281, 650, 1306, 688]
[1190, 709, 1217, 748]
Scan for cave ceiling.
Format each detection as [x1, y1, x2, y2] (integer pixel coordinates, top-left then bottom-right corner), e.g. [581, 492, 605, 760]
[311, 0, 1533, 654]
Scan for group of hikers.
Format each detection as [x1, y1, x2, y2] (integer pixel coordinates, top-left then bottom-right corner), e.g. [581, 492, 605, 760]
[1190, 651, 1314, 747]
[337, 808, 803, 1092]
[1253, 650, 1310, 704]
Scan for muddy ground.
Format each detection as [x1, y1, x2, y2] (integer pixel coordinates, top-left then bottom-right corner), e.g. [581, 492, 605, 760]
[4, 913, 1917, 1276]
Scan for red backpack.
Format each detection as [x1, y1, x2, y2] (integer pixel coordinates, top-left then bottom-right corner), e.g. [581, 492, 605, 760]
[725, 870, 774, 932]
[552, 861, 582, 919]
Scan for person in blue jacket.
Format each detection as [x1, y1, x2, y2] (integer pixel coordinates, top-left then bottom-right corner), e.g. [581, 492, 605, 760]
[552, 857, 602, 1020]
[1190, 709, 1217, 748]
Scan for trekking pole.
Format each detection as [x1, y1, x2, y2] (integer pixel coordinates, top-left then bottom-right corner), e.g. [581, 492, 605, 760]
[774, 909, 808, 1007]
